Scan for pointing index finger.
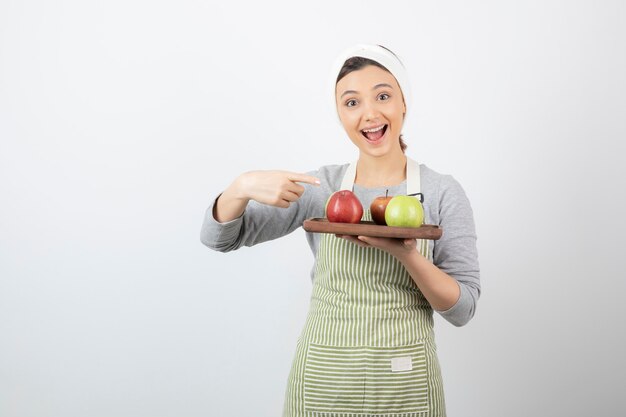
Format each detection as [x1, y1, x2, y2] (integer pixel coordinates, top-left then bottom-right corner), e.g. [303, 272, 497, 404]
[287, 173, 321, 186]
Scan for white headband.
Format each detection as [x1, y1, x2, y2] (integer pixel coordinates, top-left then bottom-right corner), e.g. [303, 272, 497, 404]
[329, 44, 412, 128]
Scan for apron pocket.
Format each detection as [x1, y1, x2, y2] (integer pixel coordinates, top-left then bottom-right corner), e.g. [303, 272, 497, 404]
[303, 343, 429, 415]
[303, 344, 366, 414]
[363, 343, 430, 414]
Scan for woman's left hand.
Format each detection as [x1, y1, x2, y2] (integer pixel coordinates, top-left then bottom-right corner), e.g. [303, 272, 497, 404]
[335, 234, 417, 261]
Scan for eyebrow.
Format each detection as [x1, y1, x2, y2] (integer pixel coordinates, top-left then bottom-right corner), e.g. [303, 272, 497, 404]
[340, 83, 394, 99]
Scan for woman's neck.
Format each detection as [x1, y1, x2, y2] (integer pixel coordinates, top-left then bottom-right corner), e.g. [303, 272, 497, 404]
[355, 151, 407, 188]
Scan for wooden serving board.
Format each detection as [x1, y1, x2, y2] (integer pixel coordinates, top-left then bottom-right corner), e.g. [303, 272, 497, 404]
[302, 218, 442, 240]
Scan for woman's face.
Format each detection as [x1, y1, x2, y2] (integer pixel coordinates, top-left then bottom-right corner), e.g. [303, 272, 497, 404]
[335, 65, 406, 157]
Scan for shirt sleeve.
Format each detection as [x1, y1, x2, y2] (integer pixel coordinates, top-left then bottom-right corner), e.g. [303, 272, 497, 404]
[200, 170, 320, 252]
[432, 175, 481, 326]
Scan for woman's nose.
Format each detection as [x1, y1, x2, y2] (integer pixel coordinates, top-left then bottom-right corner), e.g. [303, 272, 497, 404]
[362, 100, 381, 120]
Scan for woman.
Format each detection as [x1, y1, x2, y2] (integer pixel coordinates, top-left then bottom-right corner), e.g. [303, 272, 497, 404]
[201, 44, 480, 417]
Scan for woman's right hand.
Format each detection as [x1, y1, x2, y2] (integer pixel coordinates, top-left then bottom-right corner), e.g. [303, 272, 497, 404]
[235, 170, 321, 208]
[213, 170, 321, 223]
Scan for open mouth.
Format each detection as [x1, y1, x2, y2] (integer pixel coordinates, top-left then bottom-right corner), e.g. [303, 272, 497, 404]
[361, 124, 388, 142]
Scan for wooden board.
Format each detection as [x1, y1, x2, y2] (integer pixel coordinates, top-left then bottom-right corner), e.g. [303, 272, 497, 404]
[303, 218, 442, 240]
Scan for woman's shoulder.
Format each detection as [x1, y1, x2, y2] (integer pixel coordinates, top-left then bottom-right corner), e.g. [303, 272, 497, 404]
[419, 163, 470, 204]
[307, 162, 350, 175]
[420, 163, 451, 190]
[305, 162, 350, 188]
[420, 162, 451, 182]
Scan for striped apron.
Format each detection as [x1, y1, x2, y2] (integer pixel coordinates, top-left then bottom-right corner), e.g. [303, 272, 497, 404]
[284, 157, 446, 417]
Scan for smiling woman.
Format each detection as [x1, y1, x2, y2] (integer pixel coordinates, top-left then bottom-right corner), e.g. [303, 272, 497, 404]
[336, 64, 407, 167]
[200, 44, 480, 417]
[336, 56, 408, 154]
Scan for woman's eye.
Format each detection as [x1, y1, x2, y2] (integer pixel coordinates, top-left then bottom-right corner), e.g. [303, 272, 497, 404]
[378, 93, 390, 100]
[346, 99, 357, 107]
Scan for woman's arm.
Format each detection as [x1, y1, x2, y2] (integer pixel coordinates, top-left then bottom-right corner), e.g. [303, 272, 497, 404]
[201, 170, 321, 252]
[337, 174, 480, 326]
[395, 249, 461, 311]
[213, 171, 321, 223]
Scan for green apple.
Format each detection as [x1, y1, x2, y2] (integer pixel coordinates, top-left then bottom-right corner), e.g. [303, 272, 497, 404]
[385, 195, 424, 227]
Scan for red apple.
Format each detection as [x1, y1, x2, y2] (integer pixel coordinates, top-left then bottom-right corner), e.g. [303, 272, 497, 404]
[325, 190, 363, 224]
[370, 189, 393, 225]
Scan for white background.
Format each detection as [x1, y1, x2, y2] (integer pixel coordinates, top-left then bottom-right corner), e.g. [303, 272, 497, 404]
[1, 1, 625, 416]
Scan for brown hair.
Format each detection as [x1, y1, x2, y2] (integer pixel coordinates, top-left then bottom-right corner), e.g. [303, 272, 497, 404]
[336, 56, 407, 153]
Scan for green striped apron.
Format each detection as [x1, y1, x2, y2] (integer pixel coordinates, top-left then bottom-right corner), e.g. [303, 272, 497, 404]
[284, 157, 446, 417]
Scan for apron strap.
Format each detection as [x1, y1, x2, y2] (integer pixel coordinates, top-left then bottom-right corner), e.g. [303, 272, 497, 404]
[339, 160, 358, 191]
[406, 156, 421, 197]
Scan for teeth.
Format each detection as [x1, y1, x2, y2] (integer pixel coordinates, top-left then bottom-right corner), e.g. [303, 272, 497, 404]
[362, 125, 385, 133]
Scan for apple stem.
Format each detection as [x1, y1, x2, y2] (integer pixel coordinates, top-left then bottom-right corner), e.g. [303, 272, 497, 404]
[385, 189, 388, 198]
[408, 192, 424, 203]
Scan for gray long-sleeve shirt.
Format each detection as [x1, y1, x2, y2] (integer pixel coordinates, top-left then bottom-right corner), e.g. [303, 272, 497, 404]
[200, 162, 480, 327]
